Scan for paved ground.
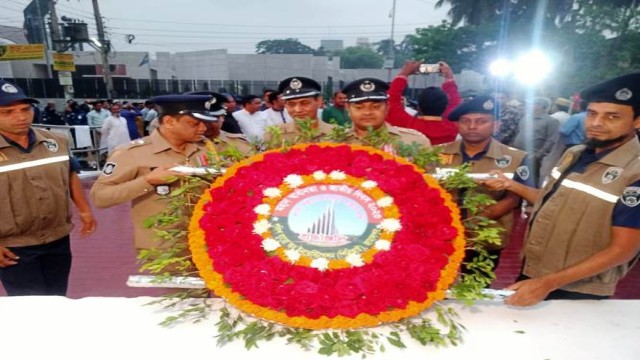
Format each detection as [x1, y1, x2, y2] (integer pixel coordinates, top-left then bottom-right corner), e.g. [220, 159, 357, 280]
[2, 181, 639, 299]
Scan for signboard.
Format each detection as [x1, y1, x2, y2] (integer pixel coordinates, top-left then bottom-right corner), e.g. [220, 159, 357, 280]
[0, 44, 45, 61]
[58, 71, 73, 86]
[52, 53, 76, 71]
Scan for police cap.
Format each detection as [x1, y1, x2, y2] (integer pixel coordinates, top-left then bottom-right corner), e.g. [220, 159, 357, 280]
[580, 72, 640, 108]
[0, 80, 39, 106]
[182, 91, 228, 116]
[278, 76, 321, 100]
[149, 94, 222, 121]
[448, 95, 497, 121]
[342, 78, 389, 103]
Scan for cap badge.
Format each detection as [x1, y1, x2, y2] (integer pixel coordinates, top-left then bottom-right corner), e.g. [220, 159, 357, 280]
[290, 78, 302, 90]
[204, 97, 216, 110]
[1, 83, 18, 94]
[483, 100, 494, 110]
[360, 81, 375, 92]
[615, 88, 632, 101]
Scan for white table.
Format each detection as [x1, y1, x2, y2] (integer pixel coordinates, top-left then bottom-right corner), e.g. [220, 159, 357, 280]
[2, 297, 639, 359]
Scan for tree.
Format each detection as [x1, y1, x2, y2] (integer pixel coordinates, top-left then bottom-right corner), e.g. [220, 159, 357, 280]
[255, 38, 314, 54]
[334, 46, 384, 69]
[374, 35, 414, 67]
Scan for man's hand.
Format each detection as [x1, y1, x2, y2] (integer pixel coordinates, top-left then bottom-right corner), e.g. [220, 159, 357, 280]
[143, 165, 183, 185]
[505, 277, 555, 306]
[439, 61, 454, 80]
[398, 60, 421, 77]
[0, 246, 19, 268]
[480, 170, 513, 191]
[78, 212, 97, 236]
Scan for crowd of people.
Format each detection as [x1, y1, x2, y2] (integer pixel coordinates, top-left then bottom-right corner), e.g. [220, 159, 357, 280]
[1, 60, 639, 309]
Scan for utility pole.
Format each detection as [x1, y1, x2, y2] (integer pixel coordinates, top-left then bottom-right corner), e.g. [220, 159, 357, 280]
[49, 0, 75, 100]
[91, 0, 114, 98]
[386, 0, 397, 81]
[35, 0, 53, 78]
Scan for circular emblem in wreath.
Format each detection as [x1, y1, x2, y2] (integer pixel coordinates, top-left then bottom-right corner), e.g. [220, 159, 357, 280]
[189, 143, 465, 329]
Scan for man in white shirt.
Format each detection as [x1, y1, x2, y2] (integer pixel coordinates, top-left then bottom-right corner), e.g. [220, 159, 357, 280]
[87, 100, 109, 127]
[233, 95, 268, 143]
[262, 91, 292, 126]
[101, 104, 131, 153]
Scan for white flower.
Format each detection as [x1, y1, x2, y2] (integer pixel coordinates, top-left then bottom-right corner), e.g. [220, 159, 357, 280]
[284, 174, 304, 188]
[310, 258, 329, 271]
[252, 219, 271, 235]
[345, 253, 364, 267]
[374, 240, 391, 251]
[329, 170, 347, 180]
[261, 238, 280, 252]
[253, 204, 271, 216]
[361, 180, 377, 189]
[312, 170, 327, 180]
[376, 196, 394, 208]
[378, 218, 402, 233]
[284, 249, 301, 263]
[263, 187, 282, 198]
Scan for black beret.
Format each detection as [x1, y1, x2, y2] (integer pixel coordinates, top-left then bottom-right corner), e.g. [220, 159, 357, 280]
[448, 95, 497, 121]
[580, 72, 640, 108]
[342, 78, 389, 103]
[278, 76, 321, 100]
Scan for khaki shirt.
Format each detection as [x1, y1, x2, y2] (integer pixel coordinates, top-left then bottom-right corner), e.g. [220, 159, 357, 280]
[90, 129, 209, 249]
[210, 131, 253, 158]
[344, 123, 431, 149]
[264, 119, 335, 145]
[437, 139, 528, 249]
[0, 129, 72, 247]
[524, 137, 640, 295]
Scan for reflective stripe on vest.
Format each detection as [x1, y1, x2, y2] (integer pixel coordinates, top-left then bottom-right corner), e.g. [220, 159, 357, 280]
[0, 155, 69, 173]
[551, 168, 562, 179]
[560, 178, 619, 203]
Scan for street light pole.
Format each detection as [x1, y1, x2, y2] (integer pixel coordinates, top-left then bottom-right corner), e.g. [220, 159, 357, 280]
[91, 0, 114, 98]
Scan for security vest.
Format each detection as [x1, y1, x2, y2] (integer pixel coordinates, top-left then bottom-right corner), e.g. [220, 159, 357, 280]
[524, 137, 640, 295]
[438, 139, 528, 249]
[0, 129, 72, 247]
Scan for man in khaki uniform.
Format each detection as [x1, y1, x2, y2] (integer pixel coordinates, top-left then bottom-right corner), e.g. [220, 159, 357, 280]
[90, 93, 238, 250]
[485, 73, 640, 305]
[437, 95, 533, 274]
[264, 76, 334, 145]
[0, 80, 96, 296]
[341, 77, 431, 151]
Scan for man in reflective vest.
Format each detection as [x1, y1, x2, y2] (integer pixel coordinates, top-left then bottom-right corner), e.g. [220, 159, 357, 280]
[0, 80, 96, 296]
[484, 73, 640, 305]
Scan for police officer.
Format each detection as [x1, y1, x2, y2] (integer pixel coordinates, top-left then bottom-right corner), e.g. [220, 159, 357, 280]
[90, 94, 225, 250]
[439, 95, 533, 274]
[184, 91, 253, 156]
[486, 73, 640, 306]
[0, 80, 96, 296]
[264, 76, 334, 144]
[341, 77, 430, 150]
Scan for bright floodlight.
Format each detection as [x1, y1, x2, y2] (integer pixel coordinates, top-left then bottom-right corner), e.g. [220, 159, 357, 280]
[489, 58, 512, 77]
[513, 50, 552, 85]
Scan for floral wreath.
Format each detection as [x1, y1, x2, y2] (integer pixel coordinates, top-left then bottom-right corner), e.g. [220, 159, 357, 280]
[189, 143, 465, 330]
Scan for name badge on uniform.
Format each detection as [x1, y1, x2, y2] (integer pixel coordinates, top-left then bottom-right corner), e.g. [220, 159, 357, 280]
[43, 139, 59, 152]
[495, 155, 512, 168]
[438, 153, 454, 165]
[621, 187, 640, 207]
[155, 185, 171, 196]
[602, 167, 623, 184]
